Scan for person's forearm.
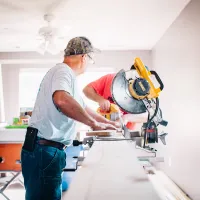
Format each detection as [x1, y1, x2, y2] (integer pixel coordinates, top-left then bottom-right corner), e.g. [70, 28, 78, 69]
[53, 91, 96, 127]
[83, 86, 104, 103]
[122, 113, 148, 123]
[85, 106, 110, 123]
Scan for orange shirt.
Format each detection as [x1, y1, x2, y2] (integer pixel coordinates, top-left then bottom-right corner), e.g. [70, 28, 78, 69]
[87, 73, 136, 130]
[87, 73, 128, 115]
[87, 73, 116, 102]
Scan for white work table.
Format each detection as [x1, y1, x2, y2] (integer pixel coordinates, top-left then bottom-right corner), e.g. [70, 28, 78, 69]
[0, 128, 26, 143]
[0, 129, 160, 199]
[63, 135, 160, 200]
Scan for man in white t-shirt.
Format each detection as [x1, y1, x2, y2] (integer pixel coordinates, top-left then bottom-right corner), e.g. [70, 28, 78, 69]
[21, 36, 119, 200]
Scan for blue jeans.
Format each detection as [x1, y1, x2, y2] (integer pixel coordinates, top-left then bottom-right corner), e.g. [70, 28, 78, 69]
[21, 143, 66, 200]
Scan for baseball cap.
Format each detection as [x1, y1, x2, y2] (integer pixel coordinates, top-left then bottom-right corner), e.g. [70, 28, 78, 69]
[64, 36, 100, 56]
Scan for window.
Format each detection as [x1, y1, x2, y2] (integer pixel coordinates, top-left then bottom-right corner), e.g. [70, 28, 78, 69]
[77, 68, 115, 110]
[19, 68, 50, 109]
[19, 67, 115, 111]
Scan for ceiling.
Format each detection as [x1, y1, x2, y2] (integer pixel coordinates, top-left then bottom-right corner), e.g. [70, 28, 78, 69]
[0, 0, 190, 52]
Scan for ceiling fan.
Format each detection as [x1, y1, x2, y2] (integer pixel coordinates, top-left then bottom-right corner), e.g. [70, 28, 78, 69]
[36, 13, 71, 55]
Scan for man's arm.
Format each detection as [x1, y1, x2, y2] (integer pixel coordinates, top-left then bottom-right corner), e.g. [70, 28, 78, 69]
[85, 106, 121, 128]
[83, 86, 110, 111]
[122, 113, 148, 123]
[83, 86, 104, 102]
[53, 91, 117, 130]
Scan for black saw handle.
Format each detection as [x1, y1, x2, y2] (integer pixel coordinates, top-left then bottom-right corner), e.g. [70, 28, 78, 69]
[150, 70, 164, 91]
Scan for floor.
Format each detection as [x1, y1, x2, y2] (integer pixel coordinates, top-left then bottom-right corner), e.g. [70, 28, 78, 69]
[0, 184, 70, 200]
[0, 182, 25, 200]
[0, 173, 68, 200]
[0, 182, 69, 200]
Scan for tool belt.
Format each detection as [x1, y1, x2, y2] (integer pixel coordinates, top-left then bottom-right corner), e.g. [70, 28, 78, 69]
[23, 127, 66, 152]
[37, 139, 67, 150]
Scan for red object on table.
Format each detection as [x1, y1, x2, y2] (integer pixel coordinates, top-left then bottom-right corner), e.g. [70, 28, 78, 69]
[126, 122, 136, 130]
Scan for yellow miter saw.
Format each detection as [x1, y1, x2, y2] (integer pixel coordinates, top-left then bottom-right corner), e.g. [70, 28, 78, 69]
[111, 57, 168, 149]
[97, 103, 120, 121]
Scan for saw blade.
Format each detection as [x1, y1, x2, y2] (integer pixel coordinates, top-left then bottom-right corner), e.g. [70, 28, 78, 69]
[111, 69, 146, 114]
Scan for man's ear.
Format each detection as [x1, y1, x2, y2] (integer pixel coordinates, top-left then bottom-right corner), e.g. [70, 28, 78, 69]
[81, 54, 87, 63]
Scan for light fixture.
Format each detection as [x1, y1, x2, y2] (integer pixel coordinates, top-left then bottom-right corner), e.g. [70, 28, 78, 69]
[37, 42, 48, 55]
[37, 36, 60, 55]
[46, 41, 61, 55]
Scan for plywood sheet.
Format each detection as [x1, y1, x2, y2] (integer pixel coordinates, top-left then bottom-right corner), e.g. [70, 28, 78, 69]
[63, 138, 160, 200]
[86, 130, 116, 137]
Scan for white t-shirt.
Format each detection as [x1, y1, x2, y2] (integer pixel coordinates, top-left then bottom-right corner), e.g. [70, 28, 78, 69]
[29, 63, 85, 145]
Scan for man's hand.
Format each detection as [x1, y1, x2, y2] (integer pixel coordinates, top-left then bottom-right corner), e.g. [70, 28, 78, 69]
[91, 121, 117, 131]
[98, 99, 110, 112]
[109, 121, 122, 129]
[85, 106, 121, 129]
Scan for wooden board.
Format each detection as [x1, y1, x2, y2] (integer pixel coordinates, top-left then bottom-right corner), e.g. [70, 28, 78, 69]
[63, 135, 160, 200]
[86, 130, 116, 137]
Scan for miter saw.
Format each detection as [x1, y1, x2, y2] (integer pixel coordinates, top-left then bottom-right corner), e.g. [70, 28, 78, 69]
[111, 57, 168, 150]
[97, 103, 120, 121]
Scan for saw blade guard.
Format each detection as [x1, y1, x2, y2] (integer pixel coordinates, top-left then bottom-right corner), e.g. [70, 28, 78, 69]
[111, 69, 147, 114]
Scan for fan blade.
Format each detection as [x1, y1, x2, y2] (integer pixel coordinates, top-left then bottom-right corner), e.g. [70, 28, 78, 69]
[55, 26, 71, 37]
[45, 0, 71, 16]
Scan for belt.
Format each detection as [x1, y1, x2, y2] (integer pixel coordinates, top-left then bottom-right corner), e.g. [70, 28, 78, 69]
[37, 138, 67, 150]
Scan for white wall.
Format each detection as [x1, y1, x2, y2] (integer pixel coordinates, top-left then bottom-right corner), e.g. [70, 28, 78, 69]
[1, 50, 151, 124]
[152, 0, 200, 199]
[0, 64, 5, 122]
[2, 64, 50, 124]
[2, 65, 20, 124]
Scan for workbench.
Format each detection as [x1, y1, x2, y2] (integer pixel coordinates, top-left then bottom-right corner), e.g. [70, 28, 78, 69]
[63, 132, 160, 200]
[0, 128, 160, 199]
[0, 128, 25, 199]
[0, 128, 26, 144]
[0, 128, 80, 199]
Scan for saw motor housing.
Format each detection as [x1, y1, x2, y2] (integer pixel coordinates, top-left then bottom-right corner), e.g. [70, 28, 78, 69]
[97, 103, 120, 121]
[111, 57, 168, 148]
